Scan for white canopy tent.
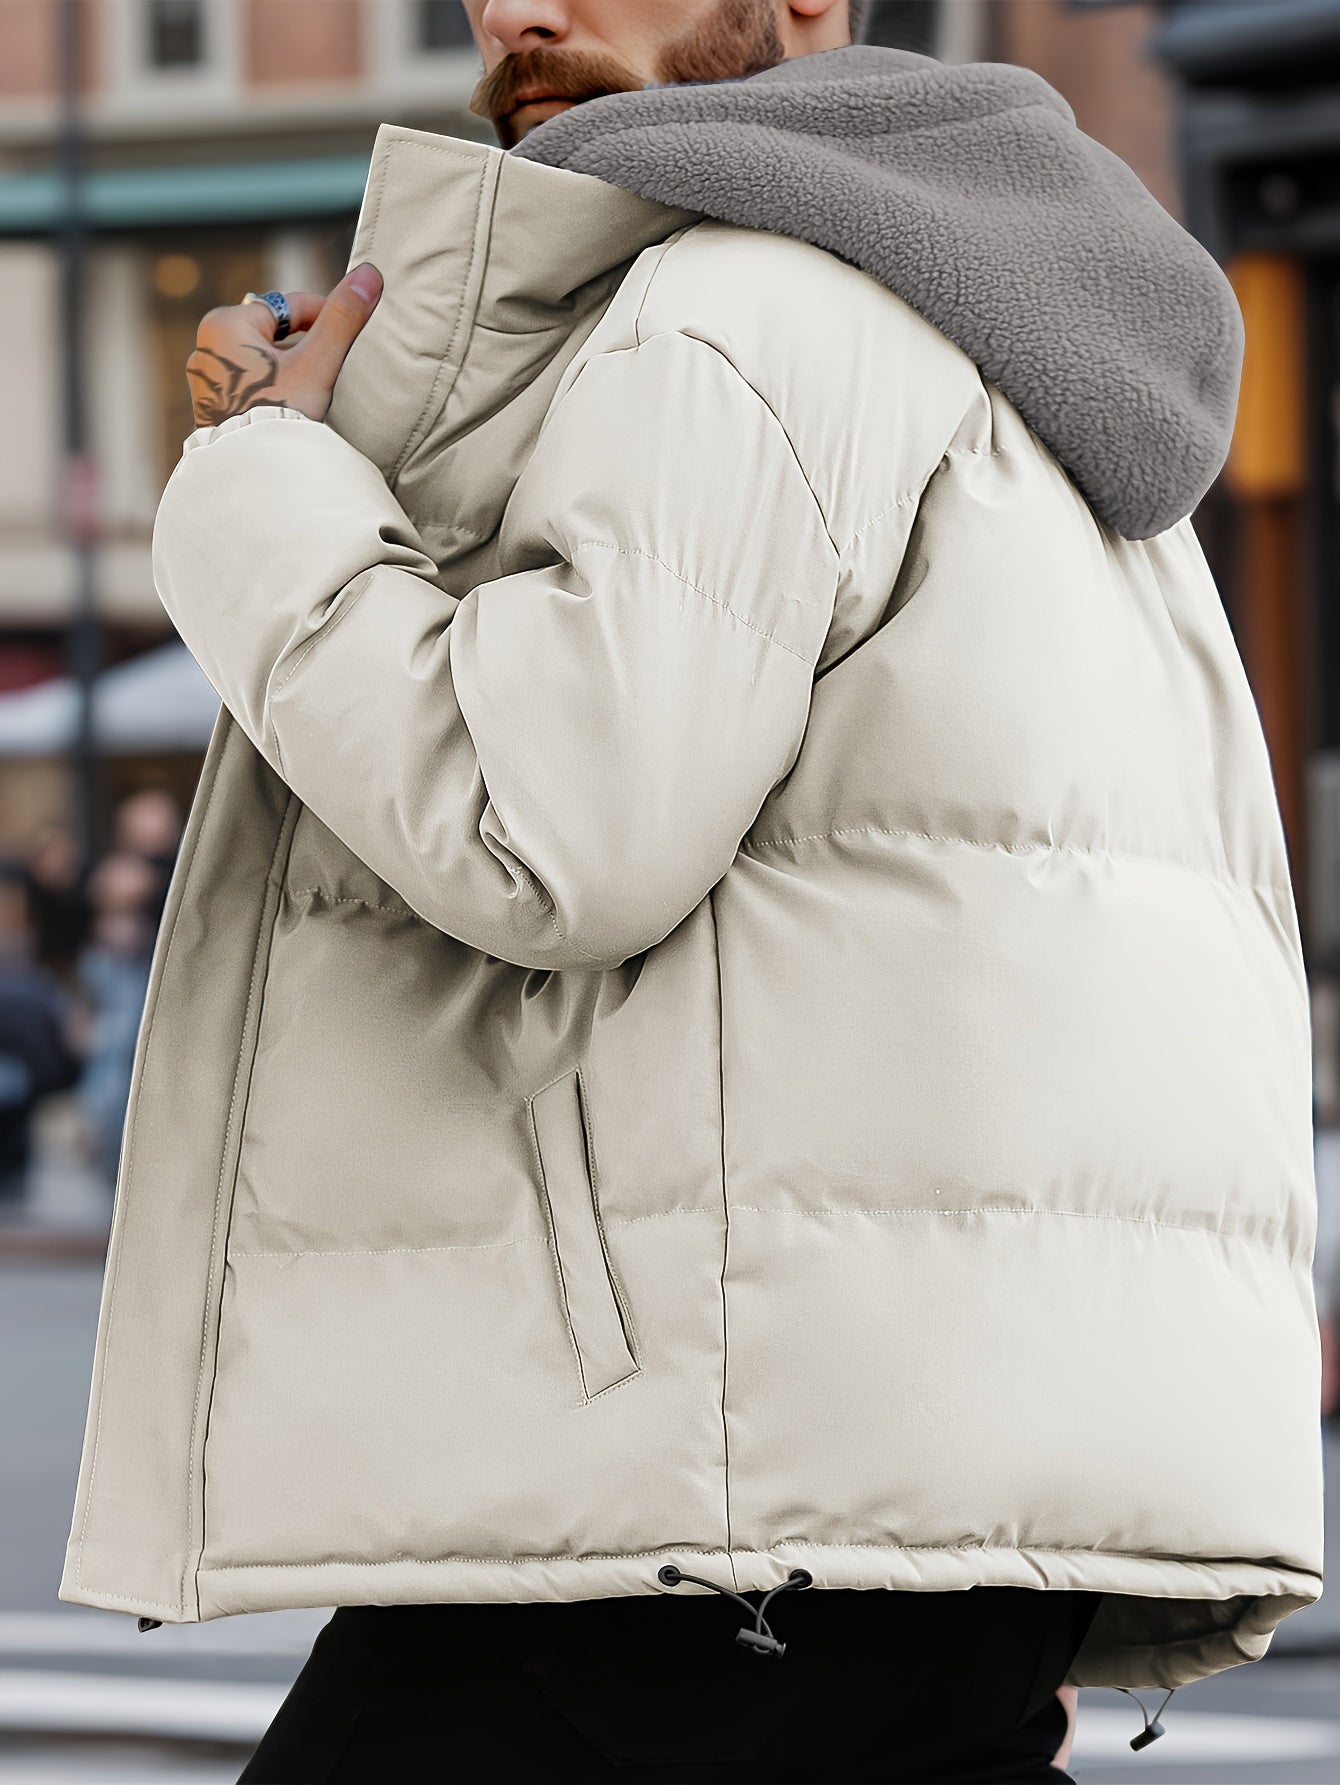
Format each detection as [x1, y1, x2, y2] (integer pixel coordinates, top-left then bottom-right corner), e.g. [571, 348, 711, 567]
[0, 643, 220, 758]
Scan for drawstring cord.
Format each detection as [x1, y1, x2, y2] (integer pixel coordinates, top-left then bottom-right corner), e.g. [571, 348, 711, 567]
[1114, 1684, 1177, 1750]
[657, 1563, 814, 1655]
[658, 1566, 1179, 1752]
[131, 1570, 1184, 1745]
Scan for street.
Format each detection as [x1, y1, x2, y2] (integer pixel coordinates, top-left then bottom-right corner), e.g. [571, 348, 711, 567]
[2, 1257, 1337, 1784]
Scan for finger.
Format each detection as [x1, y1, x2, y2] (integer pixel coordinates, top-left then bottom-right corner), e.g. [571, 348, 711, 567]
[299, 263, 383, 386]
[239, 290, 326, 341]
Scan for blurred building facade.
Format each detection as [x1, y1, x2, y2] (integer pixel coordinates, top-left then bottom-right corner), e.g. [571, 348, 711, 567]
[1130, 0, 1340, 978]
[0, 0, 492, 846]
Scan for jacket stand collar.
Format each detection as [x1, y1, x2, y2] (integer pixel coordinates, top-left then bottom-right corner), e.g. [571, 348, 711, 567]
[325, 124, 701, 491]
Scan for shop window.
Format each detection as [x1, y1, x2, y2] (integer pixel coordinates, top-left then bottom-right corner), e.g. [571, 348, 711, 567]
[145, 0, 205, 69]
[105, 0, 237, 99]
[415, 1, 475, 52]
[859, 1, 939, 54]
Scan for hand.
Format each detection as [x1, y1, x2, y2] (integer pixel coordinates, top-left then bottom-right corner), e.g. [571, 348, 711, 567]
[185, 261, 384, 429]
[1052, 1685, 1079, 1771]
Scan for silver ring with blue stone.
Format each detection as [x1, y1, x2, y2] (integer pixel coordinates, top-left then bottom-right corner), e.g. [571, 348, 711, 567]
[241, 289, 292, 341]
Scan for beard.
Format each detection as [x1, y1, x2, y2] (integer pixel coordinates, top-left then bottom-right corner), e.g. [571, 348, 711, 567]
[657, 0, 785, 86]
[470, 0, 786, 149]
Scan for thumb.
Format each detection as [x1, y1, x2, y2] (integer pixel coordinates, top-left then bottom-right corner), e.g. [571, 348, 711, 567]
[303, 262, 383, 383]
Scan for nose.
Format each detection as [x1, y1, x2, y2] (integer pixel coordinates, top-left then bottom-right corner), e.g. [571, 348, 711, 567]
[478, 0, 573, 56]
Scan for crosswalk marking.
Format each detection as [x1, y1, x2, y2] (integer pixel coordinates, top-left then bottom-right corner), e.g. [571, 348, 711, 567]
[2, 1664, 1338, 1771]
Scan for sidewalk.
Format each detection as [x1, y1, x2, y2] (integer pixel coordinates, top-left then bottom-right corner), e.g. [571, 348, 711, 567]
[0, 1098, 109, 1261]
[0, 1606, 321, 1784]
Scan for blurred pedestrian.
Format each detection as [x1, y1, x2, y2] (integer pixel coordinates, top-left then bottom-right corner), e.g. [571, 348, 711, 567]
[73, 851, 159, 1189]
[20, 819, 91, 991]
[112, 786, 183, 932]
[0, 862, 83, 1207]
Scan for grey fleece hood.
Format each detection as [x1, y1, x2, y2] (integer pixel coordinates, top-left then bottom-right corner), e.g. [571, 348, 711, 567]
[510, 43, 1244, 541]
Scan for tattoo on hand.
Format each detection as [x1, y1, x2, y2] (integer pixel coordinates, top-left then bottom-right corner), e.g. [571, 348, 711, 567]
[186, 342, 283, 427]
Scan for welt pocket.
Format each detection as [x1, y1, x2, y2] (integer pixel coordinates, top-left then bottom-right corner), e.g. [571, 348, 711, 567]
[528, 1067, 639, 1399]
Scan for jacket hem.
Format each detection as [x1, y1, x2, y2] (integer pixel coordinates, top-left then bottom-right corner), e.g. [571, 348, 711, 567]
[60, 1542, 1319, 1688]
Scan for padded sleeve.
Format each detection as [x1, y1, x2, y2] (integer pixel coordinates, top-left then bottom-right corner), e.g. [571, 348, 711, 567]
[150, 333, 839, 969]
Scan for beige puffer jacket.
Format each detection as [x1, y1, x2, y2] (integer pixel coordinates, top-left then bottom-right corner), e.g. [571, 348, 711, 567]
[60, 121, 1322, 1692]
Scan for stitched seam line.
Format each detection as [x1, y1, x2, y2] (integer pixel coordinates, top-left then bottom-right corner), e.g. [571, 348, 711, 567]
[384, 141, 490, 483]
[526, 1081, 589, 1398]
[225, 1203, 1303, 1259]
[232, 1238, 548, 1260]
[575, 1062, 642, 1383]
[359, 129, 392, 282]
[671, 331, 840, 561]
[229, 1210, 719, 1260]
[724, 1205, 1301, 1246]
[266, 567, 383, 781]
[285, 883, 608, 967]
[742, 822, 1291, 900]
[286, 892, 417, 918]
[623, 228, 995, 562]
[572, 539, 816, 665]
[840, 445, 1001, 554]
[710, 889, 737, 1593]
[270, 568, 379, 704]
[76, 1590, 184, 1613]
[629, 227, 698, 346]
[512, 860, 607, 966]
[624, 240, 838, 561]
[526, 1069, 641, 1400]
[75, 717, 233, 1606]
[199, 1541, 1315, 1573]
[182, 797, 297, 1618]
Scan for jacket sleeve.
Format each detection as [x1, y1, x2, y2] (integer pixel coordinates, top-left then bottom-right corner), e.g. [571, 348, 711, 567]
[150, 328, 839, 970]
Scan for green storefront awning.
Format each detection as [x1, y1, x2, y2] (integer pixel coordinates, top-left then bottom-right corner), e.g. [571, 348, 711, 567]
[0, 151, 373, 235]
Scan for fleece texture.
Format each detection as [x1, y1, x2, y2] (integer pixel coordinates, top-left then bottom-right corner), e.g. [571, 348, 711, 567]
[511, 42, 1244, 540]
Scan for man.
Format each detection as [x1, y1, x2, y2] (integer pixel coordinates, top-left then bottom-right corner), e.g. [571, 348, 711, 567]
[61, 3, 1322, 1782]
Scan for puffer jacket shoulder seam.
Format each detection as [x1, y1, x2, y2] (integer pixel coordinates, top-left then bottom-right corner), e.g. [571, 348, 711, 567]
[843, 444, 1003, 555]
[627, 288, 841, 562]
[629, 222, 977, 563]
[627, 222, 701, 346]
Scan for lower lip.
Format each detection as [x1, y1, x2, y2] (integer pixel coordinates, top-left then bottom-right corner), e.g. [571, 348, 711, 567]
[514, 97, 576, 116]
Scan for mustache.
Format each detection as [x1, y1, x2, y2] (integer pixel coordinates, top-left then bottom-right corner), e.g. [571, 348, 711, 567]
[468, 45, 646, 126]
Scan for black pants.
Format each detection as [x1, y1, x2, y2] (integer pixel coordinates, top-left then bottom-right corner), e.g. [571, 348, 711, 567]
[238, 1584, 1103, 1784]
